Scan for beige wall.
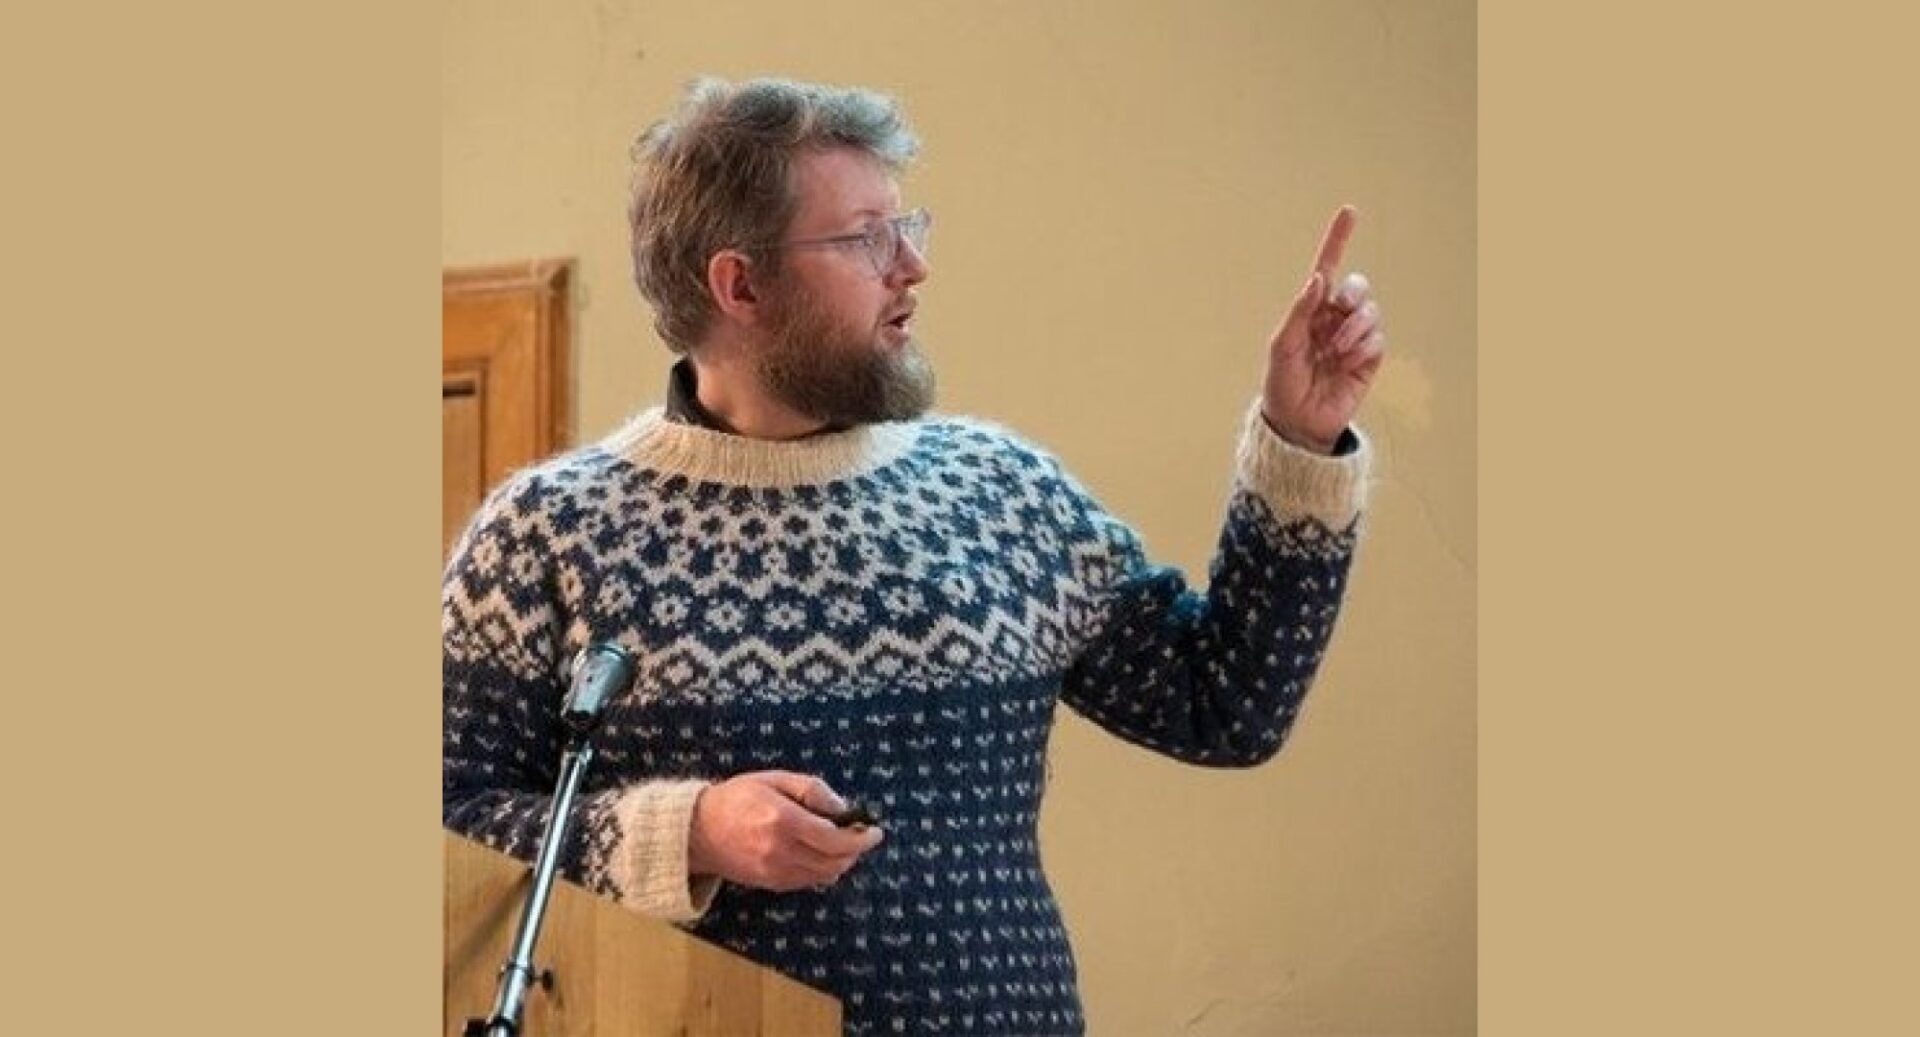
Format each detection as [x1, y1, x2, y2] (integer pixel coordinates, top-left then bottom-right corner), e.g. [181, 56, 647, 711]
[444, 1, 1474, 1033]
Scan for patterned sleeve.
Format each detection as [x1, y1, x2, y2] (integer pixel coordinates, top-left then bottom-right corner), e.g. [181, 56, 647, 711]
[1055, 400, 1374, 767]
[441, 473, 719, 922]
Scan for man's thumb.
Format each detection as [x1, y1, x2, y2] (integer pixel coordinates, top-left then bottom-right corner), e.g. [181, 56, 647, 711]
[760, 771, 846, 815]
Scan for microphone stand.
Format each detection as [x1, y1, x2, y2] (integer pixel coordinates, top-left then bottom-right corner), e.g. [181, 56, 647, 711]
[465, 643, 636, 1037]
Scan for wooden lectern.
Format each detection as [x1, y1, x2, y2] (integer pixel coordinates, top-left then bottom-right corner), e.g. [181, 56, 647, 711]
[444, 832, 840, 1035]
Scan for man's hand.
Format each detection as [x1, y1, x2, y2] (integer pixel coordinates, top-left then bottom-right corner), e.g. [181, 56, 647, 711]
[1262, 205, 1387, 454]
[688, 771, 885, 892]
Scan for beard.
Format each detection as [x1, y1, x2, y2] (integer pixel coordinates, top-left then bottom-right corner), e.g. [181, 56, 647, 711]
[753, 276, 936, 427]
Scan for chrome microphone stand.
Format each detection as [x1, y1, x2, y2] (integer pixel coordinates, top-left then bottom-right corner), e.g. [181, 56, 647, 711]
[465, 642, 636, 1037]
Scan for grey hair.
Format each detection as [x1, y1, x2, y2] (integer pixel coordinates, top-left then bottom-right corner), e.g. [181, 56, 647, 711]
[627, 77, 921, 354]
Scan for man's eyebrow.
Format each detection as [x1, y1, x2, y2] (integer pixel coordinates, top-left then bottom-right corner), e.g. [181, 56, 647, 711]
[809, 207, 897, 235]
[803, 209, 890, 237]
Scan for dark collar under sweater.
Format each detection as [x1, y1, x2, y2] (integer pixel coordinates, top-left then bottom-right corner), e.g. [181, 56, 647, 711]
[663, 358, 849, 439]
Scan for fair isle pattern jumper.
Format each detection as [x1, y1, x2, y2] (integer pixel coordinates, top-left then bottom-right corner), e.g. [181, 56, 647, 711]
[442, 400, 1372, 1035]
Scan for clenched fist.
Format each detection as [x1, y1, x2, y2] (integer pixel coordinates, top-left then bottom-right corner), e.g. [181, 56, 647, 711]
[688, 770, 885, 892]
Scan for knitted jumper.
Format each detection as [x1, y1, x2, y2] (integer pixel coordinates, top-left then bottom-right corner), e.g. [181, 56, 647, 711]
[442, 400, 1371, 1035]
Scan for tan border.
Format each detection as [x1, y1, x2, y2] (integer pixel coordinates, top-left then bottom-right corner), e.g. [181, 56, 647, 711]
[1481, 2, 1920, 1034]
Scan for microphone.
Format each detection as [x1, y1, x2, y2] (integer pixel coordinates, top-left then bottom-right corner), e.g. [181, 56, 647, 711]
[562, 642, 636, 736]
[466, 641, 638, 1037]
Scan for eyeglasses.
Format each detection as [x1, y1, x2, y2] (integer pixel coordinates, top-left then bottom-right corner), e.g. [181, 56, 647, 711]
[749, 208, 932, 277]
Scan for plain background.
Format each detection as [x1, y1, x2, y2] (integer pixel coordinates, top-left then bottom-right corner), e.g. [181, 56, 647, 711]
[5, 1, 1916, 1034]
[443, 1, 1473, 1033]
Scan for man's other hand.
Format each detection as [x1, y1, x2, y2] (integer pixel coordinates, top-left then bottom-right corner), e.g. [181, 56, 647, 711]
[687, 770, 886, 892]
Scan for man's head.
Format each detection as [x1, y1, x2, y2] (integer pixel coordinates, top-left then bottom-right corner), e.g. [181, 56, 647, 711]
[629, 77, 936, 425]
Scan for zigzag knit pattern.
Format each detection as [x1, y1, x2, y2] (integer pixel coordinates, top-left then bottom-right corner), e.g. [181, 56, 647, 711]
[443, 401, 1370, 1035]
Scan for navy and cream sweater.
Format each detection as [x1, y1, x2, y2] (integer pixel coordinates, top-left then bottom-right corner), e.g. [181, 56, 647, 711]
[442, 398, 1371, 1035]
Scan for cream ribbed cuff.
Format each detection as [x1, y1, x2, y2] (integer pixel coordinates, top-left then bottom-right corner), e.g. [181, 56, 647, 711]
[608, 779, 721, 923]
[1234, 398, 1374, 530]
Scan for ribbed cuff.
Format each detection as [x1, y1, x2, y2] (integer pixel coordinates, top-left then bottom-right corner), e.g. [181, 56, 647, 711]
[1234, 398, 1374, 530]
[608, 779, 721, 923]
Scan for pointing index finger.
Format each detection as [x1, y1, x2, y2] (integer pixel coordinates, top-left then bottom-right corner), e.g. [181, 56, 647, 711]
[1311, 204, 1359, 279]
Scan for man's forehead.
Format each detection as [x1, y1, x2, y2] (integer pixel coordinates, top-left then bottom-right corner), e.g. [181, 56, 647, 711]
[789, 148, 901, 231]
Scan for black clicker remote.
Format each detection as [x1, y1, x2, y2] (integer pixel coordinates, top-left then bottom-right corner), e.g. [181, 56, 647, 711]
[827, 802, 880, 829]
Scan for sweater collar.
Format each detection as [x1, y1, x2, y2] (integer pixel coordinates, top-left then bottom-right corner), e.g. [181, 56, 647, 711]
[604, 367, 924, 489]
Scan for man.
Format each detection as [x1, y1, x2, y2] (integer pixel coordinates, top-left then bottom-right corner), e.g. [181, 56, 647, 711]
[444, 77, 1384, 1035]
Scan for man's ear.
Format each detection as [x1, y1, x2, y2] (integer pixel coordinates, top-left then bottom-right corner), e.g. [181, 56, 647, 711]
[706, 249, 761, 321]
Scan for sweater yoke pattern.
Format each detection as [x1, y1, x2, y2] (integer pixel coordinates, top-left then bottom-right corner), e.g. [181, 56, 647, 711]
[443, 404, 1370, 1035]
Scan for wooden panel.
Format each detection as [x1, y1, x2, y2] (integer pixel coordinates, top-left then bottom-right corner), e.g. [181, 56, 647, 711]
[442, 259, 573, 555]
[445, 833, 839, 1036]
[442, 374, 485, 557]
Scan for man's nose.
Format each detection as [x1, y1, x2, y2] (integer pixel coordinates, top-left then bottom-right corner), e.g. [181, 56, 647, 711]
[891, 237, 931, 287]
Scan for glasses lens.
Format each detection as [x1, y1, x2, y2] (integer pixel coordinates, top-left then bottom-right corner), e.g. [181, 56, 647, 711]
[864, 211, 931, 275]
[899, 210, 930, 259]
[866, 221, 896, 274]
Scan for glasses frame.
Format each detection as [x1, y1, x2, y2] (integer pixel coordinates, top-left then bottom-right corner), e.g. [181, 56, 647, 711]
[744, 208, 932, 278]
